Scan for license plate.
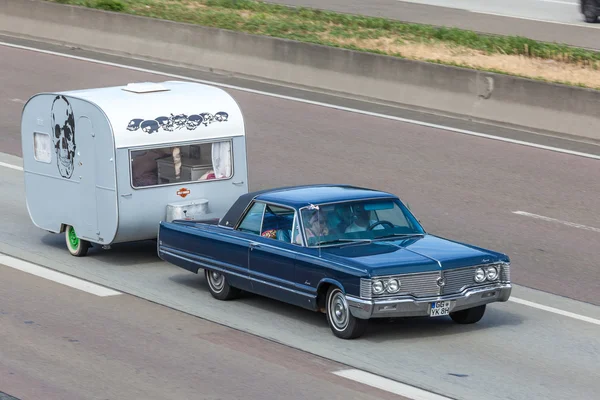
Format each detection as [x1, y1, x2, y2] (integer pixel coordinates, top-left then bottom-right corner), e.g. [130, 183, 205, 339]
[430, 301, 452, 317]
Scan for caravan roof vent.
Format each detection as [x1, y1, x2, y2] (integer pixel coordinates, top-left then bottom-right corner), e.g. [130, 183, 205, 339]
[122, 82, 171, 94]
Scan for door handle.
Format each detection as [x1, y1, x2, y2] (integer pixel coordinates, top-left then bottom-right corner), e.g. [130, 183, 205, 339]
[249, 242, 260, 250]
[121, 193, 132, 198]
[232, 181, 244, 186]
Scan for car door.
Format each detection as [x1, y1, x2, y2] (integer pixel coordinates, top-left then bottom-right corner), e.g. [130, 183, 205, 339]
[244, 202, 307, 308]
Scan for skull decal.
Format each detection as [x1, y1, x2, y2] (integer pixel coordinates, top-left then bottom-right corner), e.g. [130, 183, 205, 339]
[171, 114, 188, 129]
[186, 114, 203, 130]
[51, 95, 76, 178]
[156, 116, 174, 131]
[140, 120, 160, 134]
[127, 118, 143, 131]
[126, 110, 230, 133]
[214, 112, 229, 122]
[199, 113, 214, 126]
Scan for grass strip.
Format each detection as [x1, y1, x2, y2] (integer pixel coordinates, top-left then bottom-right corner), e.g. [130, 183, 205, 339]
[47, 0, 600, 89]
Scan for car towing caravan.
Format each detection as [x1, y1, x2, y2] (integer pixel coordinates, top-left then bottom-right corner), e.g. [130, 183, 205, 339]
[21, 80, 249, 256]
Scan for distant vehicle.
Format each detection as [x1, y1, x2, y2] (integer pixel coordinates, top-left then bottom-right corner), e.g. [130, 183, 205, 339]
[157, 184, 512, 339]
[581, 0, 599, 22]
[21, 80, 249, 257]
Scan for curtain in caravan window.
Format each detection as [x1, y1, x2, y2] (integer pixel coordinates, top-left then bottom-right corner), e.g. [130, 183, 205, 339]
[211, 141, 232, 178]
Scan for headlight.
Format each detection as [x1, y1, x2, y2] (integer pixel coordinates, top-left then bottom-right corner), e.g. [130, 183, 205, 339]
[372, 280, 384, 294]
[386, 278, 400, 293]
[485, 266, 498, 280]
[474, 268, 486, 283]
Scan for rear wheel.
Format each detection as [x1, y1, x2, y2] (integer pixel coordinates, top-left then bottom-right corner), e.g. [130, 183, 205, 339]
[583, 0, 599, 22]
[204, 269, 241, 300]
[449, 304, 486, 324]
[65, 225, 90, 257]
[325, 286, 368, 339]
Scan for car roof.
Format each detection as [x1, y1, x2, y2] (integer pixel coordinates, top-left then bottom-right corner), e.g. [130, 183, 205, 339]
[255, 184, 396, 207]
[218, 184, 397, 227]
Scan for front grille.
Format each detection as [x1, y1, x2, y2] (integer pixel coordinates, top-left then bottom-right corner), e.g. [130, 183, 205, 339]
[500, 263, 510, 282]
[369, 263, 510, 299]
[394, 272, 441, 298]
[360, 278, 372, 299]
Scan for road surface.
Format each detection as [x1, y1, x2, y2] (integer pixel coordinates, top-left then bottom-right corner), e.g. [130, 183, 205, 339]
[0, 263, 403, 400]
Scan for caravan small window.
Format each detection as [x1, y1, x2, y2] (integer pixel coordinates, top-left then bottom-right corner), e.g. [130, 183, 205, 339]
[33, 132, 52, 163]
[130, 140, 233, 188]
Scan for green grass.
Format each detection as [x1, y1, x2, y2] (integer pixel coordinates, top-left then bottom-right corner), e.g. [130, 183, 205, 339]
[44, 0, 600, 89]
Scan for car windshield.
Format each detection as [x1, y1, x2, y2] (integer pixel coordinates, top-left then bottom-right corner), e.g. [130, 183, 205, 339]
[299, 199, 425, 247]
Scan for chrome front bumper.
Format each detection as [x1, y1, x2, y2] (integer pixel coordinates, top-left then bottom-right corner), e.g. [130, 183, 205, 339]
[346, 283, 512, 319]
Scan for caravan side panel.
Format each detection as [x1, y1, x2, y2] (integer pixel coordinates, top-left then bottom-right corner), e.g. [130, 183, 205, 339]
[21, 94, 118, 243]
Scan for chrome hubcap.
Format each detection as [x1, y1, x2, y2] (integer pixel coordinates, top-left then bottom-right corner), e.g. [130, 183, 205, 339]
[209, 271, 225, 291]
[329, 291, 349, 330]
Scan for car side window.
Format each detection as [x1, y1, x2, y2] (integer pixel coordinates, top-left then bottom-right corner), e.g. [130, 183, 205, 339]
[259, 203, 295, 243]
[237, 202, 266, 235]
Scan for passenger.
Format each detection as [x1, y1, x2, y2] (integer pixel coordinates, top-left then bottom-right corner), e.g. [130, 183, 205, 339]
[297, 209, 330, 244]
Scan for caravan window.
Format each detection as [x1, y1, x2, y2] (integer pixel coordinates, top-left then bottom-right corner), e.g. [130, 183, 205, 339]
[33, 132, 52, 163]
[130, 140, 233, 188]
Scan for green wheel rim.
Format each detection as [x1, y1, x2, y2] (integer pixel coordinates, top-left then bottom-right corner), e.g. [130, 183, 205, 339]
[68, 226, 79, 248]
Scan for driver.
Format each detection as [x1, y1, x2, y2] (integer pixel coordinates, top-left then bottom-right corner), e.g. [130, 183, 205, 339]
[345, 204, 380, 233]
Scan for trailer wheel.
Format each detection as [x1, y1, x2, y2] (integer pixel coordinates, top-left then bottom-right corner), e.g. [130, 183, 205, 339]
[65, 225, 90, 257]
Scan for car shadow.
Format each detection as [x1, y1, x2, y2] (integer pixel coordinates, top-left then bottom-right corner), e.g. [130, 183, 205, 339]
[170, 269, 524, 341]
[361, 306, 523, 342]
[169, 272, 330, 328]
[40, 234, 162, 266]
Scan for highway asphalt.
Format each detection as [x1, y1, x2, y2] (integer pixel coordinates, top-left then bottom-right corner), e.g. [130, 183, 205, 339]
[265, 0, 600, 50]
[0, 38, 599, 400]
[0, 264, 403, 400]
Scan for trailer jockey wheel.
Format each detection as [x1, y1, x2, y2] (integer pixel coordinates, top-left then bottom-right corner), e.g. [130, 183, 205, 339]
[65, 225, 90, 257]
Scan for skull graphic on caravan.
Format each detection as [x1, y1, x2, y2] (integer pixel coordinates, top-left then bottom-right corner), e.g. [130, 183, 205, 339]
[21, 81, 249, 257]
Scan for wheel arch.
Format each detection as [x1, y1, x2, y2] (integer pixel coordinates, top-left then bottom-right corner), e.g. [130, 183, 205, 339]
[316, 278, 345, 312]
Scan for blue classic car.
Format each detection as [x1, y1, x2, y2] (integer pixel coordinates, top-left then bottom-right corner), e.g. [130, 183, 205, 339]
[157, 184, 512, 339]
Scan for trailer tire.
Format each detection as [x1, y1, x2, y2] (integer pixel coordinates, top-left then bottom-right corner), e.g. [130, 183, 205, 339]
[65, 225, 90, 257]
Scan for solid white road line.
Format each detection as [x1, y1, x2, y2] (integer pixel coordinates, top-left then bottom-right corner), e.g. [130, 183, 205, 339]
[1, 41, 600, 160]
[0, 253, 122, 297]
[513, 211, 600, 233]
[0, 161, 23, 171]
[333, 369, 454, 400]
[509, 297, 600, 326]
[538, 0, 578, 5]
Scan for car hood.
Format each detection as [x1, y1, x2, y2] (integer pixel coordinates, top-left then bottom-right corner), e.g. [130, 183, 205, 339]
[319, 234, 507, 276]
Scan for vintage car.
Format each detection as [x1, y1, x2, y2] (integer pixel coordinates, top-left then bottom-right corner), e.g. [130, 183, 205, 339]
[157, 184, 512, 339]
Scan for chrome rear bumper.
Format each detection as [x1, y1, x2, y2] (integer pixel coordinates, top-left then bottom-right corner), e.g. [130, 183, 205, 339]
[346, 283, 511, 319]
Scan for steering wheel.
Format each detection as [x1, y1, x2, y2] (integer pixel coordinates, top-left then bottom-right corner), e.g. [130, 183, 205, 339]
[367, 220, 395, 230]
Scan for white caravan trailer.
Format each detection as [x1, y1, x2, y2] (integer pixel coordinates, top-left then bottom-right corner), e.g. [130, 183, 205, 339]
[21, 81, 249, 257]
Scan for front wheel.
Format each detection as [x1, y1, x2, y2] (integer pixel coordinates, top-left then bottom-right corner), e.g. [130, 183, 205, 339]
[204, 269, 241, 300]
[325, 286, 368, 339]
[65, 225, 90, 257]
[449, 304, 486, 324]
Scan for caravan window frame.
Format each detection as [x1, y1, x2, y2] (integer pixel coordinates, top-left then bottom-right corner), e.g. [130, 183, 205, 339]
[127, 138, 236, 190]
